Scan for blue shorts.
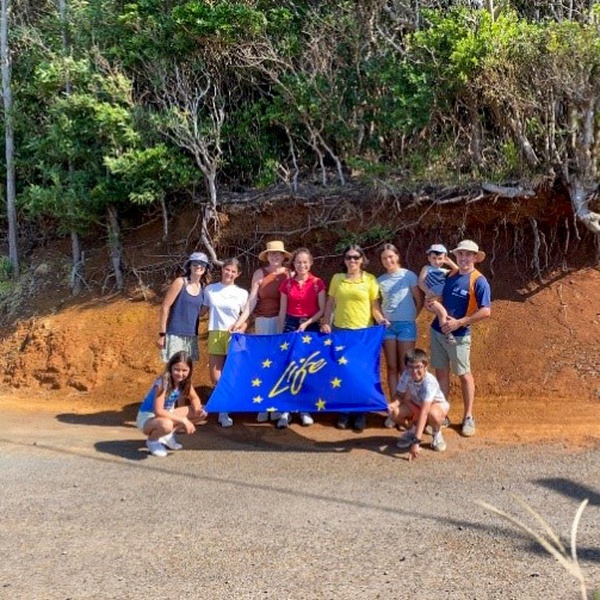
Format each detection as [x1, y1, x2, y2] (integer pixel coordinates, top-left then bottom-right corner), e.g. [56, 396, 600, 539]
[384, 320, 417, 342]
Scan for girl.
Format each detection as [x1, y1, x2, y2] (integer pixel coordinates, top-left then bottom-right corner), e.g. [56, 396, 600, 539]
[231, 240, 291, 423]
[157, 252, 211, 362]
[276, 247, 326, 428]
[320, 244, 387, 432]
[136, 351, 206, 457]
[377, 243, 423, 426]
[201, 258, 249, 427]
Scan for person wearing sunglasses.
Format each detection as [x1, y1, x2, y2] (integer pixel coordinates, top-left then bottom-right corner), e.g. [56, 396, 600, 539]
[320, 244, 387, 432]
[158, 251, 211, 363]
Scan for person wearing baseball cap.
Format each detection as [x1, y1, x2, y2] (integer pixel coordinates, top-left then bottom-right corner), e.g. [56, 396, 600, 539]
[158, 251, 212, 363]
[428, 239, 491, 438]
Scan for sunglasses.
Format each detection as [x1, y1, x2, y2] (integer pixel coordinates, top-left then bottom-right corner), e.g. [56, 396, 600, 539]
[190, 261, 206, 267]
[345, 254, 362, 261]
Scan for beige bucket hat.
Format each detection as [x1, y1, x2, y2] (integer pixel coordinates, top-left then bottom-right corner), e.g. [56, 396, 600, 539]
[258, 240, 292, 261]
[451, 240, 486, 263]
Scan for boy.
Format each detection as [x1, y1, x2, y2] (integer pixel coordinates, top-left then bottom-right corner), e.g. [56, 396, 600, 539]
[418, 244, 459, 344]
[388, 348, 450, 459]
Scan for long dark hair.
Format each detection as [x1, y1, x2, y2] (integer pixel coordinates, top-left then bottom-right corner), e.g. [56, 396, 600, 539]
[162, 351, 194, 399]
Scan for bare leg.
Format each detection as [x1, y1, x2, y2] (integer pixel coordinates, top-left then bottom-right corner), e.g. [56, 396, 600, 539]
[458, 372, 475, 420]
[436, 368, 450, 400]
[383, 339, 399, 399]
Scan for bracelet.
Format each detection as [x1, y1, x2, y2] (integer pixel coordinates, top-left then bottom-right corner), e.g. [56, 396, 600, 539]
[158, 332, 166, 337]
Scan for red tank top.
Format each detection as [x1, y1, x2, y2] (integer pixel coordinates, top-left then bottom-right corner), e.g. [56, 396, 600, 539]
[254, 269, 288, 318]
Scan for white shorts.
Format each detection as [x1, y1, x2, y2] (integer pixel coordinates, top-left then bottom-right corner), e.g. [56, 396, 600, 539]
[254, 316, 279, 335]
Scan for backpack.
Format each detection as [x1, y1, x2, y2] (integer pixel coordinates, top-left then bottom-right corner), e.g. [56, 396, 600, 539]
[466, 269, 483, 316]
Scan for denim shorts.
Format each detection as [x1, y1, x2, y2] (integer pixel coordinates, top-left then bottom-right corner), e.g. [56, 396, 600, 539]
[384, 320, 417, 342]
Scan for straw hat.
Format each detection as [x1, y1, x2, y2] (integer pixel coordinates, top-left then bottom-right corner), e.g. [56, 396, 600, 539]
[258, 240, 292, 261]
[451, 240, 486, 263]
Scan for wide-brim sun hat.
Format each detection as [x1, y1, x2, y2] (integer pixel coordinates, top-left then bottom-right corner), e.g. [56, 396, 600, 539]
[451, 240, 486, 263]
[258, 240, 292, 261]
[184, 251, 210, 269]
[426, 244, 448, 254]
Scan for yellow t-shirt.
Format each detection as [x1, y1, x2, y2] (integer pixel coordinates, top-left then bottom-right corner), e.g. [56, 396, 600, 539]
[328, 272, 380, 329]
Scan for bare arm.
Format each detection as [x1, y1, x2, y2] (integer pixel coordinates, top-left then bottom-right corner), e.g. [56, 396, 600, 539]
[278, 293, 288, 333]
[441, 306, 491, 334]
[371, 298, 389, 326]
[320, 296, 335, 334]
[298, 289, 326, 331]
[411, 285, 424, 316]
[157, 277, 185, 348]
[443, 256, 459, 276]
[231, 270, 262, 332]
[417, 265, 431, 296]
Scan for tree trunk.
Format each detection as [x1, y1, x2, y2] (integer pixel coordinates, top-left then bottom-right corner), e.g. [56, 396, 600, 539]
[1, 0, 18, 278]
[107, 205, 124, 290]
[70, 230, 83, 295]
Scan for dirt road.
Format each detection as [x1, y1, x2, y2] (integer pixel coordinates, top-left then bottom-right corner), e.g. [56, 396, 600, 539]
[2, 401, 599, 600]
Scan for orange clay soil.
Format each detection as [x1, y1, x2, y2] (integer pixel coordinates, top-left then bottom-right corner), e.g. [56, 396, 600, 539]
[2, 266, 600, 450]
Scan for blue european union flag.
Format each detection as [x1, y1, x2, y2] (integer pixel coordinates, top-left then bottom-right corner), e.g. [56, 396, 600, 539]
[205, 326, 387, 414]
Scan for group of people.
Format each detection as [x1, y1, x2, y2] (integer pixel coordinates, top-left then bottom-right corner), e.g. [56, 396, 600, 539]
[136, 238, 491, 459]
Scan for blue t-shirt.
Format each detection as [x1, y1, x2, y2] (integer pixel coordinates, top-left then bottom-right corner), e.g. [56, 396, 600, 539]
[425, 265, 450, 296]
[139, 378, 182, 413]
[377, 269, 418, 321]
[431, 270, 491, 337]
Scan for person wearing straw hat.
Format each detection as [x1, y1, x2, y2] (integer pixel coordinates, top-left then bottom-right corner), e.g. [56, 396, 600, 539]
[231, 240, 292, 423]
[157, 251, 211, 363]
[428, 239, 491, 438]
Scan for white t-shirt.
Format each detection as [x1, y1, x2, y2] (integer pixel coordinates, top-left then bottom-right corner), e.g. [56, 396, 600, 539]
[202, 283, 249, 331]
[396, 371, 447, 407]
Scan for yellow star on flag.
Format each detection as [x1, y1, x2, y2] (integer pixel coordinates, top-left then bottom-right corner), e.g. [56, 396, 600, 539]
[315, 398, 326, 411]
[262, 359, 272, 368]
[251, 377, 262, 387]
[338, 356, 348, 365]
[335, 345, 344, 351]
[252, 396, 263, 404]
[280, 342, 289, 351]
[331, 377, 342, 388]
[323, 339, 333, 346]
[266, 407, 278, 413]
[302, 335, 312, 344]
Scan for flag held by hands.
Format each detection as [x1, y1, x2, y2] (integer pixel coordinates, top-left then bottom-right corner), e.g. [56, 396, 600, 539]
[206, 327, 386, 414]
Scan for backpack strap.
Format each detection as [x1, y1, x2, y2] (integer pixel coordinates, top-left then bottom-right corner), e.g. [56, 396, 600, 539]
[466, 269, 482, 316]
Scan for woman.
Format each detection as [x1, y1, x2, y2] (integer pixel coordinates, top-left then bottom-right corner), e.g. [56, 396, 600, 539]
[320, 244, 386, 432]
[378, 243, 423, 426]
[231, 240, 291, 422]
[158, 251, 210, 363]
[201, 258, 249, 428]
[276, 247, 326, 428]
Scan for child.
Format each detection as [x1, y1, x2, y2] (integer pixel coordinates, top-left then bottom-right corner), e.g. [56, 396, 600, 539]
[136, 351, 206, 457]
[418, 244, 459, 344]
[201, 258, 249, 427]
[387, 348, 450, 459]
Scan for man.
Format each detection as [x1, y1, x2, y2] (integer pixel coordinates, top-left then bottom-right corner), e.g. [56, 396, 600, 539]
[429, 240, 491, 437]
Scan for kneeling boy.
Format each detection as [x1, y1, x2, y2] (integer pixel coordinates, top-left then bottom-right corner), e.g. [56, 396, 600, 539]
[388, 348, 450, 459]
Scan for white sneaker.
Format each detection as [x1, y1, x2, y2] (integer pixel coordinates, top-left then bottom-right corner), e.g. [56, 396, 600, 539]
[384, 416, 396, 429]
[256, 412, 269, 423]
[277, 412, 291, 429]
[300, 413, 314, 426]
[461, 416, 476, 437]
[146, 439, 168, 457]
[159, 432, 183, 451]
[432, 430, 447, 452]
[218, 412, 233, 428]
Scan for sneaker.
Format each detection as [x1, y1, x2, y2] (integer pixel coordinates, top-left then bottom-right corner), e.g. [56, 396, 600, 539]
[158, 432, 182, 451]
[426, 416, 451, 435]
[277, 412, 291, 429]
[384, 416, 396, 429]
[300, 413, 314, 427]
[146, 439, 168, 457]
[432, 430, 447, 452]
[353, 413, 366, 432]
[396, 426, 416, 449]
[218, 412, 233, 428]
[256, 412, 269, 423]
[336, 414, 350, 430]
[461, 416, 476, 437]
[446, 333, 457, 345]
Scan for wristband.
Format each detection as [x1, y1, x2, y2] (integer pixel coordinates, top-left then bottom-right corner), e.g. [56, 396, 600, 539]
[159, 332, 166, 337]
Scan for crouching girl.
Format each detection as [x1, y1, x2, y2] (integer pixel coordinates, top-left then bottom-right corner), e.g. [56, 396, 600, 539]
[136, 351, 206, 457]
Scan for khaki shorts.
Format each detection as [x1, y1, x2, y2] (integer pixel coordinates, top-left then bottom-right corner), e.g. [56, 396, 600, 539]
[430, 328, 471, 376]
[208, 330, 230, 356]
[161, 334, 199, 363]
